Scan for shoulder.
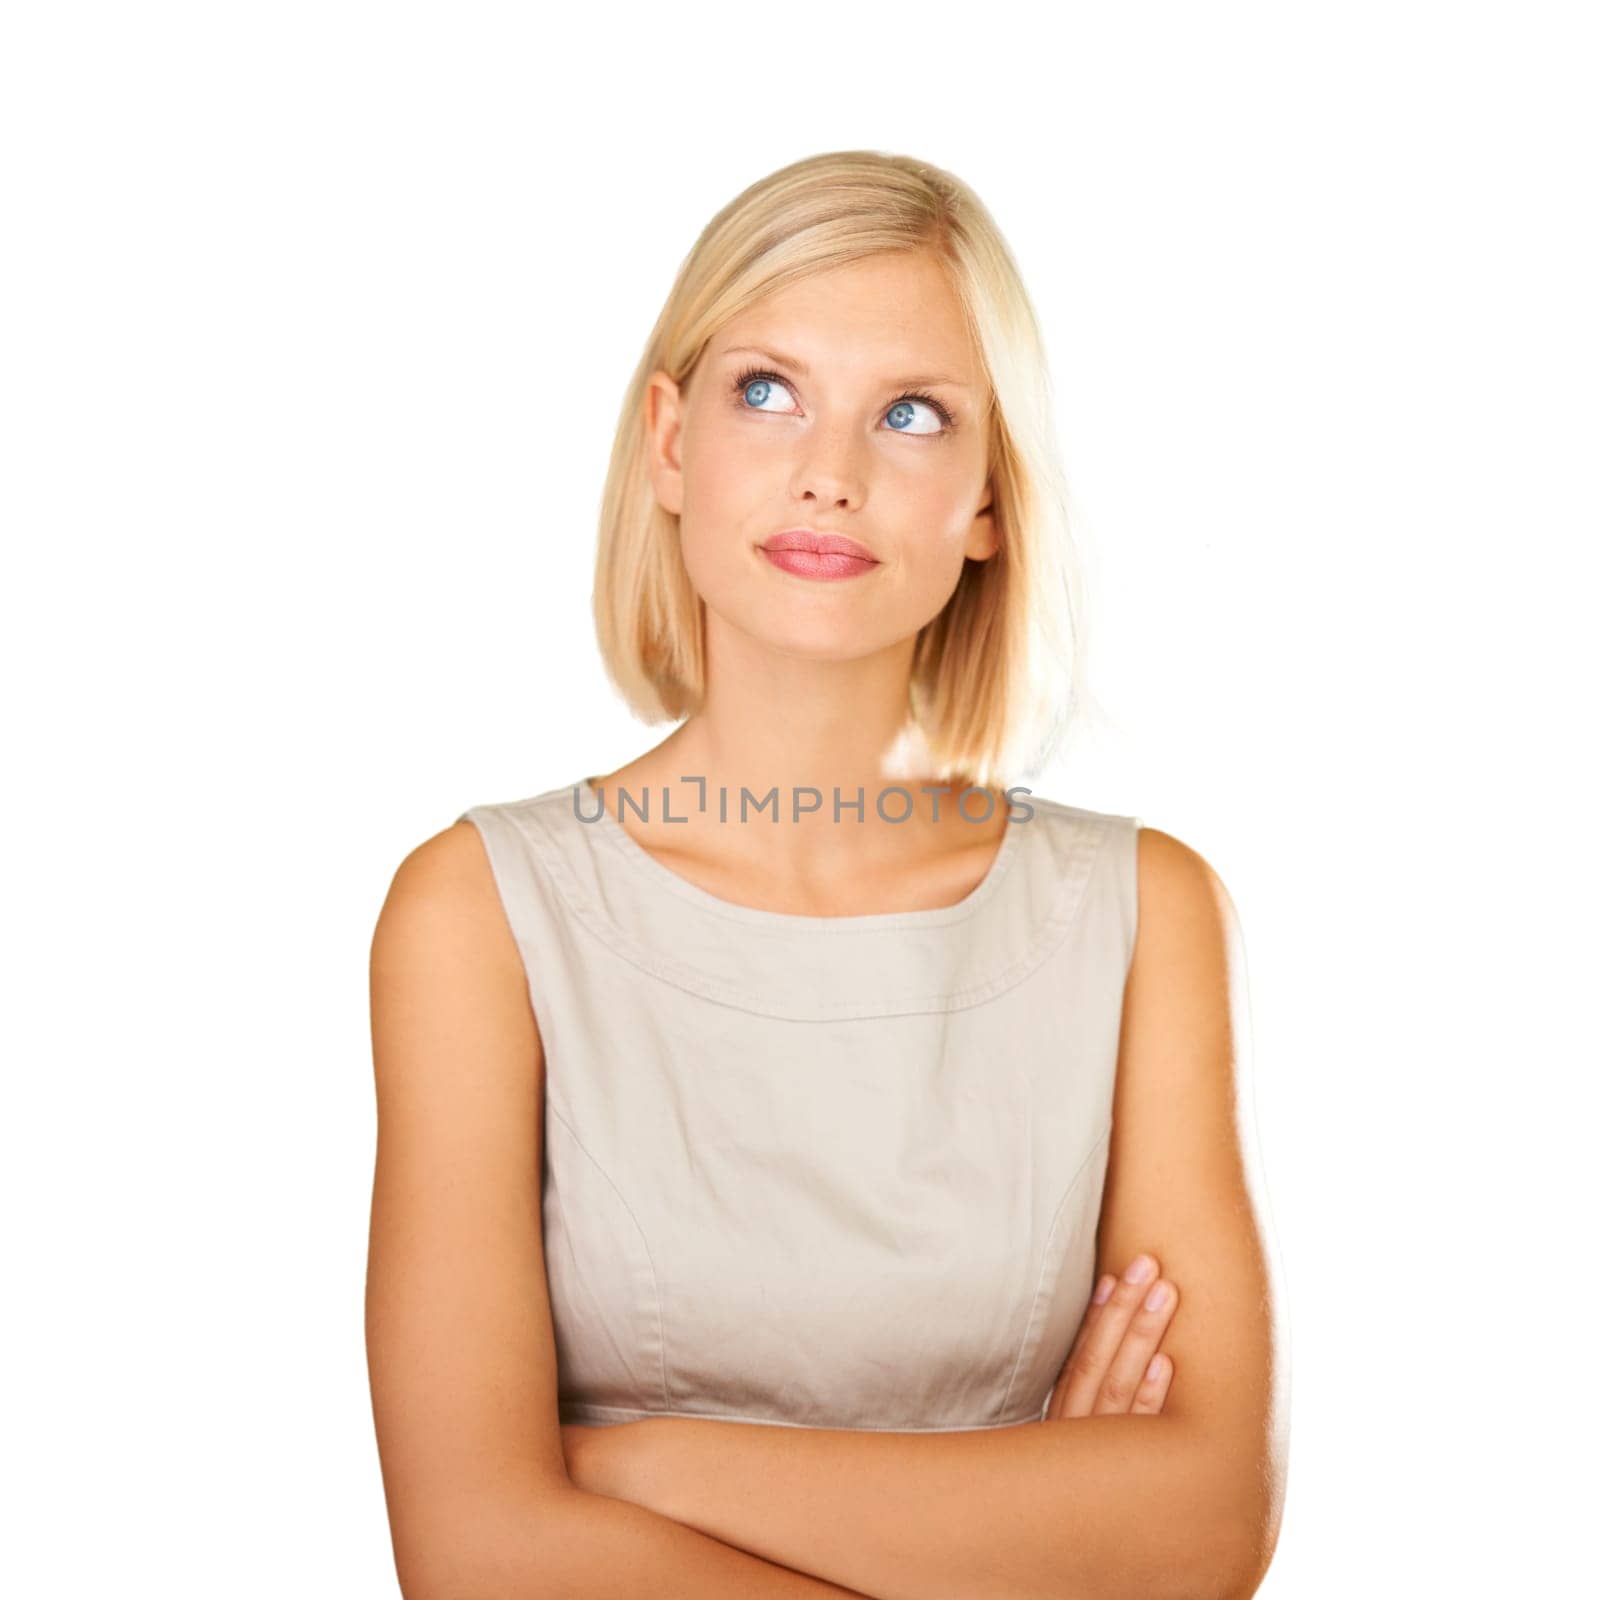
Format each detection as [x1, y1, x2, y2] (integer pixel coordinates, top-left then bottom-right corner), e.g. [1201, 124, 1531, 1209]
[377, 818, 497, 921]
[1109, 824, 1251, 1109]
[371, 818, 518, 978]
[1133, 825, 1243, 960]
[1120, 824, 1248, 1074]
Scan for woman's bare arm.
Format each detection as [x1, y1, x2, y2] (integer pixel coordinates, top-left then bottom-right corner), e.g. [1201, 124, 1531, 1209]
[365, 820, 877, 1598]
[546, 827, 1289, 1600]
[1094, 826, 1290, 1585]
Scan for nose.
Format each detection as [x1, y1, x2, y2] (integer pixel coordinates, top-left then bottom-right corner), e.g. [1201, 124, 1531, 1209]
[789, 423, 865, 513]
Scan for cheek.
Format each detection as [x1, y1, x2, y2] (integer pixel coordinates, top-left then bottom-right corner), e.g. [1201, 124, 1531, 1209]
[892, 461, 985, 565]
[676, 425, 765, 597]
[882, 466, 991, 617]
[681, 418, 763, 525]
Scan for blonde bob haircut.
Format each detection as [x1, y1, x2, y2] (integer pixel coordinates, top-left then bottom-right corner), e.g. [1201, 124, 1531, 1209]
[593, 148, 1096, 792]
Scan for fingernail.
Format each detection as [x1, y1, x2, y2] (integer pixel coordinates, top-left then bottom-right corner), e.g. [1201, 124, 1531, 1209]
[1093, 1274, 1114, 1304]
[1125, 1254, 1156, 1285]
[1143, 1281, 1169, 1312]
[1146, 1354, 1165, 1382]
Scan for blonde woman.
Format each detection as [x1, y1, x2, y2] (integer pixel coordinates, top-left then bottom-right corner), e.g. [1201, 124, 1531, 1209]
[366, 150, 1288, 1599]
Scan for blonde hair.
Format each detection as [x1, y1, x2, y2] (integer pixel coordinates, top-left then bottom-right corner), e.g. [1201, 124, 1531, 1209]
[593, 149, 1097, 790]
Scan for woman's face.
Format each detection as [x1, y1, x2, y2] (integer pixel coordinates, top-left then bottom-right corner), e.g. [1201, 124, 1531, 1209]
[645, 250, 997, 663]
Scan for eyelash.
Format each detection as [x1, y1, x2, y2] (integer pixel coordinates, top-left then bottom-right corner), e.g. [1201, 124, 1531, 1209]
[730, 365, 957, 434]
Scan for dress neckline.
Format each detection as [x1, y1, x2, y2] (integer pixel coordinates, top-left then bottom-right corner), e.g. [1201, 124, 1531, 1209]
[573, 775, 1025, 932]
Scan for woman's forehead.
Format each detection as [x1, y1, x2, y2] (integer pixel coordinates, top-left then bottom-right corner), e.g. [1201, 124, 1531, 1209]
[711, 263, 981, 384]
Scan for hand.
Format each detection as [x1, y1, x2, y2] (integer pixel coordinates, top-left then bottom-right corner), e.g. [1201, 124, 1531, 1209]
[1044, 1251, 1178, 1420]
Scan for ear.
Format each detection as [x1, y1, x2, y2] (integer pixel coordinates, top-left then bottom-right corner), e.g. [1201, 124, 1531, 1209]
[965, 484, 999, 562]
[644, 370, 686, 516]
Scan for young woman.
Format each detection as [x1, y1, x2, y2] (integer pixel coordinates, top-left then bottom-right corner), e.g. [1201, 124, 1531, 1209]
[366, 150, 1288, 1599]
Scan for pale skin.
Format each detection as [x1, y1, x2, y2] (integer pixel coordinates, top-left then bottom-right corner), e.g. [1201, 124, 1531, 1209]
[366, 248, 1287, 1598]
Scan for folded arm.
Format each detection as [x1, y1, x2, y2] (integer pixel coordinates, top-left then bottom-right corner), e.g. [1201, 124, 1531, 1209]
[614, 1409, 1257, 1600]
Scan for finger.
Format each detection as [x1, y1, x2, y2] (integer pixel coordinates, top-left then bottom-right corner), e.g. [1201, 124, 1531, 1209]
[1057, 1253, 1161, 1419]
[1092, 1276, 1180, 1416]
[1129, 1351, 1174, 1415]
[1046, 1274, 1117, 1421]
[1066, 1274, 1117, 1367]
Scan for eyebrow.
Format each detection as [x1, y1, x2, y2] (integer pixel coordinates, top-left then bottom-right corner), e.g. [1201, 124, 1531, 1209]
[720, 344, 973, 391]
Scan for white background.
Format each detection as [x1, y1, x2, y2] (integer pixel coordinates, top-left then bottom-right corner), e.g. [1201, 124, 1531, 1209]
[4, 3, 1595, 1593]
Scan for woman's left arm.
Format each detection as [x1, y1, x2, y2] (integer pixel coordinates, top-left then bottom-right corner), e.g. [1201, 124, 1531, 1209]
[569, 827, 1290, 1600]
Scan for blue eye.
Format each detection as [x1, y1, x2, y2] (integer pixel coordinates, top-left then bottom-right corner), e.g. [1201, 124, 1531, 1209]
[885, 398, 942, 435]
[740, 374, 796, 412]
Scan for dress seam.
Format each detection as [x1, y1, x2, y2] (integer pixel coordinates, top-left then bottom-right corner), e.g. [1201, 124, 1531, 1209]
[558, 1402, 1046, 1433]
[544, 1098, 670, 1410]
[516, 799, 1114, 1020]
[996, 1121, 1115, 1419]
[579, 778, 1027, 931]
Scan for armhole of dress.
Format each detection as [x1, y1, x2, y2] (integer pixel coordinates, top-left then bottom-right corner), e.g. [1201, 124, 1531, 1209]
[455, 803, 566, 1079]
[1124, 814, 1145, 981]
[456, 805, 538, 975]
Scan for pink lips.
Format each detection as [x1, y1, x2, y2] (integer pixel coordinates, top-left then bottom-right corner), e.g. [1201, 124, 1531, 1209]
[758, 528, 880, 582]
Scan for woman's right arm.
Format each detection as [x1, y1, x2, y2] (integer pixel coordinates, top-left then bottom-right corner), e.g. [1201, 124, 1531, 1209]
[365, 820, 874, 1599]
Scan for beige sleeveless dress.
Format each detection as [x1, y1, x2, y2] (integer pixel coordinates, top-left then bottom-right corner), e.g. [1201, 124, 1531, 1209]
[458, 777, 1142, 1432]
